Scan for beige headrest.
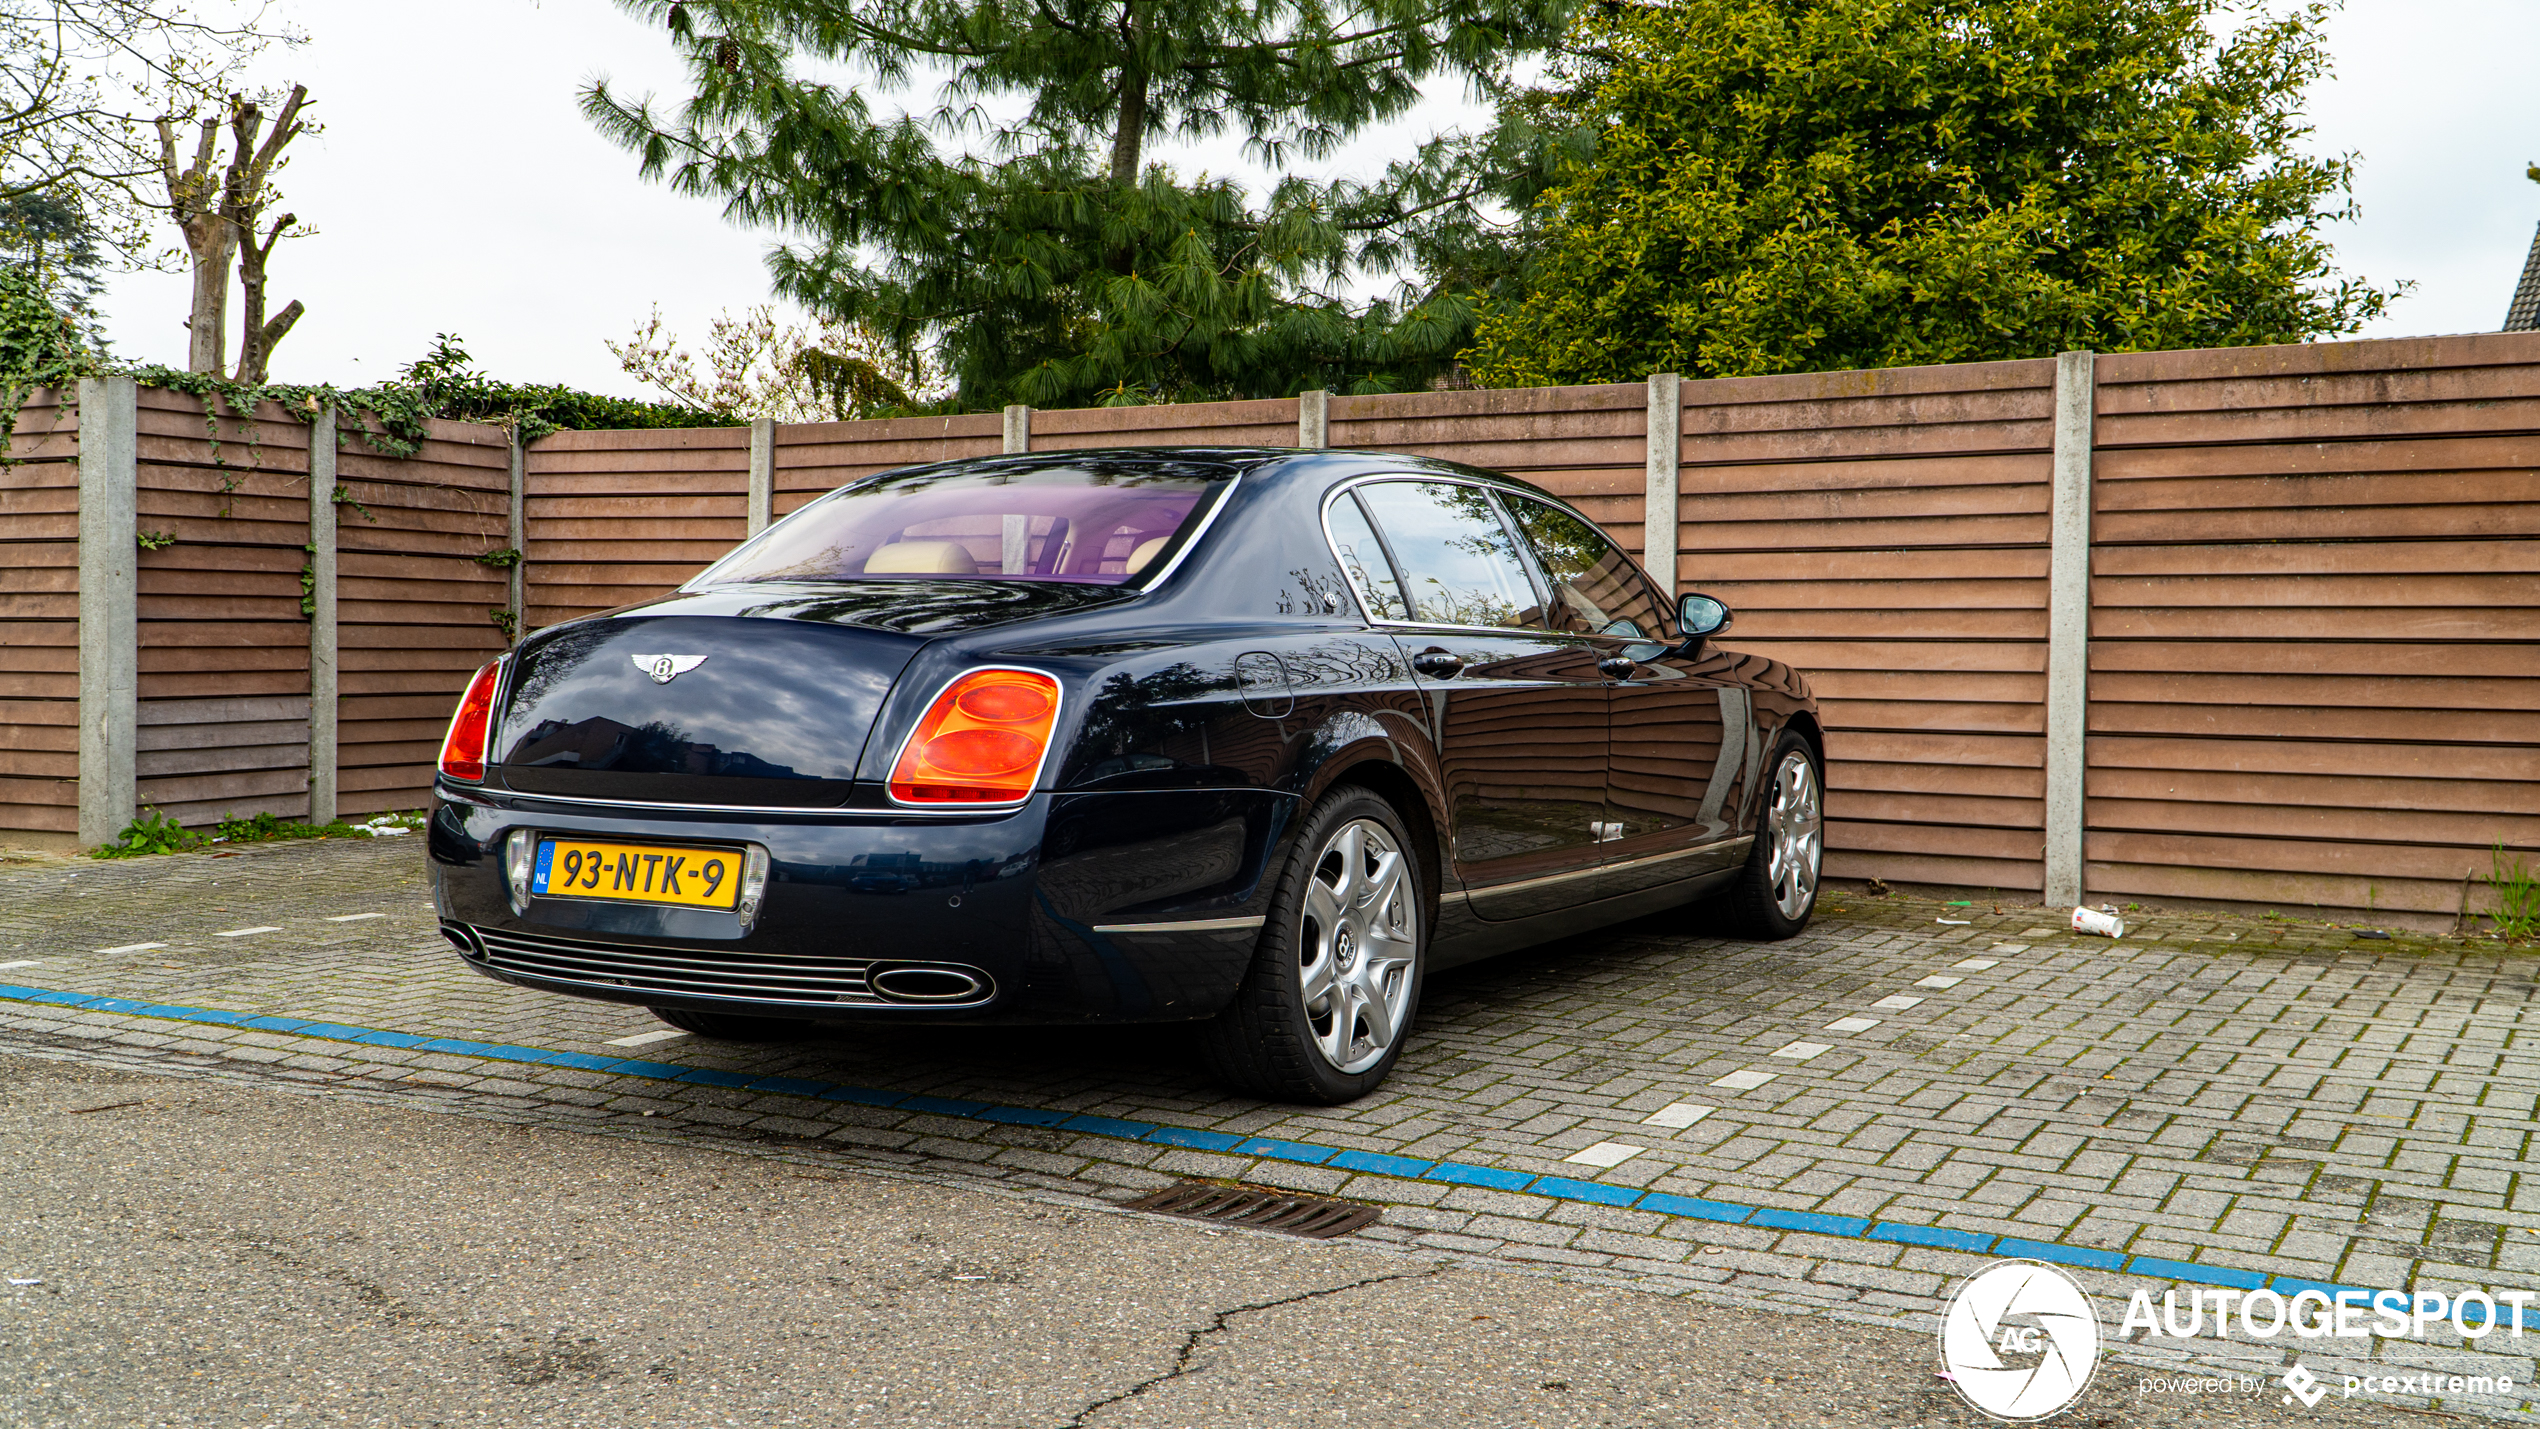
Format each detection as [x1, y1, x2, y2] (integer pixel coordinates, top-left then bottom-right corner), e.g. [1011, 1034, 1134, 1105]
[1125, 536, 1171, 574]
[866, 540, 979, 575]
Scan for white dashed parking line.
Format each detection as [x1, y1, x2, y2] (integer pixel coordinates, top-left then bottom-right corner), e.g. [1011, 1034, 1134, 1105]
[213, 927, 282, 938]
[1822, 1016, 1879, 1033]
[0, 960, 40, 970]
[1770, 1041, 1832, 1061]
[1911, 975, 1962, 989]
[1870, 995, 1924, 1010]
[96, 943, 166, 955]
[1950, 957, 2000, 970]
[604, 1028, 688, 1049]
[1710, 1069, 1777, 1091]
[1562, 1141, 1646, 1169]
[324, 913, 387, 923]
[1642, 1103, 1713, 1128]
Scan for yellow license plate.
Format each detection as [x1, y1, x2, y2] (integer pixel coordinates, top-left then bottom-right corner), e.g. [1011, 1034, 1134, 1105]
[533, 839, 743, 910]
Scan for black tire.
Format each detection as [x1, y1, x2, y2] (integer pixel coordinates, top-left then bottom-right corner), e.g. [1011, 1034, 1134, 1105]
[1709, 729, 1825, 940]
[648, 1005, 807, 1041]
[1199, 787, 1426, 1104]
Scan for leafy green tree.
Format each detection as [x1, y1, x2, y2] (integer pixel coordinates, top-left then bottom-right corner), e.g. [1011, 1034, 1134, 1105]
[1466, 0, 2400, 385]
[390, 334, 734, 435]
[0, 259, 90, 413]
[582, 0, 1574, 409]
[0, 191, 108, 346]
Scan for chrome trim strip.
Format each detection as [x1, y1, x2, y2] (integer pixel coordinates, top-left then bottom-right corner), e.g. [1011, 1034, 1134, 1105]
[1089, 915, 1268, 934]
[480, 786, 879, 816]
[1134, 472, 1241, 591]
[1465, 836, 1754, 903]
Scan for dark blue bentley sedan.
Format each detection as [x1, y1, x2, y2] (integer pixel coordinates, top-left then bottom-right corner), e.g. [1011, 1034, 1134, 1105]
[430, 448, 1824, 1103]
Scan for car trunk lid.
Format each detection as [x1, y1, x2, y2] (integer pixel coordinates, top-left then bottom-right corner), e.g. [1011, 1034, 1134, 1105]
[491, 614, 923, 807]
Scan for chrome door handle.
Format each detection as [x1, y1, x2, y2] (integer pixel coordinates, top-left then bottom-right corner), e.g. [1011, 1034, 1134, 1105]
[1411, 650, 1464, 679]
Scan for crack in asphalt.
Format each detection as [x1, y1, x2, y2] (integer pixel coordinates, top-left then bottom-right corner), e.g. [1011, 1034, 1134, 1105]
[1059, 1266, 1440, 1428]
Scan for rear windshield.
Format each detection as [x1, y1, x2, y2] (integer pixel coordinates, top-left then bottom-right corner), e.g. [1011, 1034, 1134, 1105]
[692, 464, 1229, 586]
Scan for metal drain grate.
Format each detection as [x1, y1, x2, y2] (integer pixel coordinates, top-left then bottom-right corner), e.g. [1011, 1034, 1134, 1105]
[1120, 1182, 1380, 1240]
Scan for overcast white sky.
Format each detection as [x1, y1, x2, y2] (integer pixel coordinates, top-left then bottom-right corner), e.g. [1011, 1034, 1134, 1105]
[90, 0, 2540, 398]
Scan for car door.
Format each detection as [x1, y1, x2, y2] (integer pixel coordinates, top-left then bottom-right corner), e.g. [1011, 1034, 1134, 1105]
[1338, 480, 1615, 920]
[1503, 495, 1753, 898]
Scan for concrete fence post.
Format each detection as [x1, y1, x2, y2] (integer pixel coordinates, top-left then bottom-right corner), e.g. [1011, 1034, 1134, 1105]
[75, 375, 138, 848]
[2043, 351, 2097, 909]
[1298, 390, 1330, 449]
[1643, 373, 1681, 589]
[747, 418, 775, 536]
[1002, 405, 1031, 455]
[307, 406, 338, 825]
[506, 431, 527, 636]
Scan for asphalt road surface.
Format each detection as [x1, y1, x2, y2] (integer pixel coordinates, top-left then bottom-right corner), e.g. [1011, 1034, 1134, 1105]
[1, 1053, 2441, 1429]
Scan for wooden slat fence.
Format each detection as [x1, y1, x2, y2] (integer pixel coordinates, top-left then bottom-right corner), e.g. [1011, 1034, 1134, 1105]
[1658, 360, 2059, 895]
[2086, 336, 2540, 919]
[772, 413, 1000, 518]
[524, 425, 748, 629]
[0, 388, 80, 835]
[1331, 384, 1651, 557]
[337, 415, 512, 816]
[11, 339, 2533, 930]
[131, 388, 317, 826]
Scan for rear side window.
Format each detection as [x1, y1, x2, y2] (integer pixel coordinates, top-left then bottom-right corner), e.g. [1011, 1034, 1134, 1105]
[1326, 492, 1408, 621]
[1507, 498, 1672, 639]
[694, 463, 1229, 586]
[1353, 482, 1543, 630]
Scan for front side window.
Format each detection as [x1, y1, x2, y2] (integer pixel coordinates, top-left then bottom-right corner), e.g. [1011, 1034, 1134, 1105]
[693, 463, 1229, 586]
[1507, 498, 1671, 639]
[1354, 481, 1543, 630]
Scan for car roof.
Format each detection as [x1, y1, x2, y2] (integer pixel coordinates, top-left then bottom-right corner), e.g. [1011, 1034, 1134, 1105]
[872, 446, 1566, 506]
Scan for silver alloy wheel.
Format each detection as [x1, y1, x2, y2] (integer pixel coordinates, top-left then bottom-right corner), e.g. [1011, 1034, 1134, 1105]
[1765, 750, 1823, 921]
[1296, 817, 1417, 1075]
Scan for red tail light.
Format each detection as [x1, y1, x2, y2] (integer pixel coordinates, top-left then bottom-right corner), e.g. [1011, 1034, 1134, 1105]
[437, 659, 504, 782]
[889, 668, 1062, 806]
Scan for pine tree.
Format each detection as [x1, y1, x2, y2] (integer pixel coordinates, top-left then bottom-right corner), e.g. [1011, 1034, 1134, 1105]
[583, 0, 1573, 408]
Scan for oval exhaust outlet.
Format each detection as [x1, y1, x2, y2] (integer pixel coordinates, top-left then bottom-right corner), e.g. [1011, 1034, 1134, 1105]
[869, 964, 992, 1004]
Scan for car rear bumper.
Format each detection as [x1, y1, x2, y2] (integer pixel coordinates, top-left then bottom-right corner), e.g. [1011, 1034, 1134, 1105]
[428, 781, 1295, 1025]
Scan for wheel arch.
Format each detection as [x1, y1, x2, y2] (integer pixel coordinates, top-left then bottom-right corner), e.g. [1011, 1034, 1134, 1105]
[1781, 708, 1826, 764]
[1309, 752, 1444, 940]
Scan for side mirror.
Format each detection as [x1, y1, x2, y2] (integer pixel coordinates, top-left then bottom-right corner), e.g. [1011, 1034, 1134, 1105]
[1679, 592, 1733, 639]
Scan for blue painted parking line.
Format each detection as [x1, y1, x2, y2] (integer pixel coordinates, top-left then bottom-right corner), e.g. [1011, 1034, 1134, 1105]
[1235, 1136, 1336, 1165]
[2, 977, 2528, 1320]
[2127, 1256, 2268, 1291]
[1871, 1222, 1995, 1254]
[1997, 1238, 2125, 1272]
[1330, 1150, 1435, 1179]
[1423, 1161, 1536, 1192]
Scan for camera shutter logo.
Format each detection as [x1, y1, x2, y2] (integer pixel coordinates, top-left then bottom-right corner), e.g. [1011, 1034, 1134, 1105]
[631, 653, 707, 685]
[1938, 1260, 2101, 1420]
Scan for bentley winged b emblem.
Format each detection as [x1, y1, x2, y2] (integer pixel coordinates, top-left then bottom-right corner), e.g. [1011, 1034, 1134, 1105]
[631, 653, 708, 685]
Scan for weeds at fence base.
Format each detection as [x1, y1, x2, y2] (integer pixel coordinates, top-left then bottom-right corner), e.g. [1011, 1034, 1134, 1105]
[2489, 843, 2539, 940]
[91, 808, 426, 860]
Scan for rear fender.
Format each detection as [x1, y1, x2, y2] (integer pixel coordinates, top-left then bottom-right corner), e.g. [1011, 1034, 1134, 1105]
[1289, 719, 1449, 939]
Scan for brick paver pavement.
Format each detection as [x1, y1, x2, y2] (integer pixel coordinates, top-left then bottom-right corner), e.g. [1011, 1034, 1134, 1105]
[4, 838, 2535, 1418]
